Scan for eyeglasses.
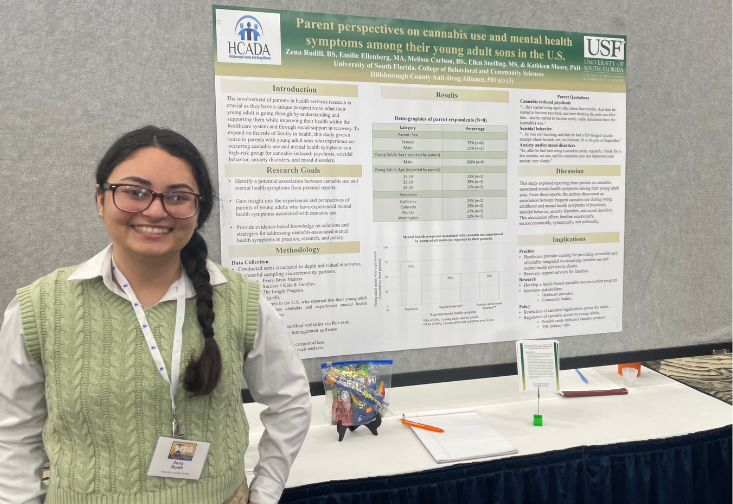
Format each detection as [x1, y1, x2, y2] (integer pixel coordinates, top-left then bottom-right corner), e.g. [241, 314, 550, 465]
[102, 183, 203, 219]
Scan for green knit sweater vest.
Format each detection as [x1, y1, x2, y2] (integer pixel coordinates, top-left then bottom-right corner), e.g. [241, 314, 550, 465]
[17, 265, 259, 504]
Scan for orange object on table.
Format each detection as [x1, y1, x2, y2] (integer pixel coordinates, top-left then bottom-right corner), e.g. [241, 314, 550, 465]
[401, 417, 444, 433]
[617, 362, 641, 376]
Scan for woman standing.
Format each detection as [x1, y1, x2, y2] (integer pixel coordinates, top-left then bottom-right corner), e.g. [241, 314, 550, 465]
[0, 126, 311, 503]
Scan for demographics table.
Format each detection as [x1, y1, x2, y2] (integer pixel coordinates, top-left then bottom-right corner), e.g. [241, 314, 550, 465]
[243, 366, 732, 504]
[372, 123, 508, 222]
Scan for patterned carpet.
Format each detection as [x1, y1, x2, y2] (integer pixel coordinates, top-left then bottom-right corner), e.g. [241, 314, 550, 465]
[643, 353, 732, 404]
[40, 353, 732, 484]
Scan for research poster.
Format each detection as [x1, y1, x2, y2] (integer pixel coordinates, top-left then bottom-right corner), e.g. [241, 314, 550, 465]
[213, 7, 626, 358]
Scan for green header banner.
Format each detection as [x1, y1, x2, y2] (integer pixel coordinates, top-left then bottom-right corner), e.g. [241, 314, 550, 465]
[213, 6, 626, 92]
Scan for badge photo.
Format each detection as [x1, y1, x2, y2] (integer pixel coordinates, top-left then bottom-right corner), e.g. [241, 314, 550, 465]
[169, 441, 197, 462]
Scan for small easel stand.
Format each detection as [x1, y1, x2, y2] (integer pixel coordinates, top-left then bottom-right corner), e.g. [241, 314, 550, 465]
[534, 388, 543, 426]
[336, 415, 382, 442]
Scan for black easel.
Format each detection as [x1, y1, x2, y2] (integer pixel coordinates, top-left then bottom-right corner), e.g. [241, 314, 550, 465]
[336, 414, 382, 441]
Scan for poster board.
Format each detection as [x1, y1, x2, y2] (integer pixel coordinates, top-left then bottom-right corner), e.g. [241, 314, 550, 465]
[213, 7, 626, 358]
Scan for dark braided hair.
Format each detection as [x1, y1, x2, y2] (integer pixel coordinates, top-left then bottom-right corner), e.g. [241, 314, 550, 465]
[179, 231, 221, 395]
[96, 126, 221, 396]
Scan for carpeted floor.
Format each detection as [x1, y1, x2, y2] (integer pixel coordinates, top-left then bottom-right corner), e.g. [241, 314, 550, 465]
[643, 353, 732, 404]
[41, 353, 732, 484]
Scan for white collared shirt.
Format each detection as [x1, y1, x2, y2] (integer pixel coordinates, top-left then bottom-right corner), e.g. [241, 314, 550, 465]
[0, 245, 311, 504]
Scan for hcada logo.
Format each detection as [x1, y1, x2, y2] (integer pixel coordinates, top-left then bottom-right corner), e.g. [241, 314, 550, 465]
[230, 15, 271, 61]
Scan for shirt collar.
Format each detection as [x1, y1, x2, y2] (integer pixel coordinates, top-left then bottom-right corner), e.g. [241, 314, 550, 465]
[67, 244, 227, 302]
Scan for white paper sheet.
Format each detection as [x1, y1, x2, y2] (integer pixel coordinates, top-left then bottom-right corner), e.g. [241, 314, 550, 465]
[404, 410, 517, 463]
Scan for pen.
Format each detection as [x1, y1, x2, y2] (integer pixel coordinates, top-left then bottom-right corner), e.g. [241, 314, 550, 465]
[401, 415, 444, 433]
[575, 368, 589, 384]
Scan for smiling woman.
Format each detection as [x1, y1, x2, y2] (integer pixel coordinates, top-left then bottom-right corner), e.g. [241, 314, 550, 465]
[97, 148, 202, 287]
[0, 126, 311, 504]
[95, 132, 217, 383]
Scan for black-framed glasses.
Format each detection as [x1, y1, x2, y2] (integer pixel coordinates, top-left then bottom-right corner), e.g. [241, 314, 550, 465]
[102, 183, 203, 219]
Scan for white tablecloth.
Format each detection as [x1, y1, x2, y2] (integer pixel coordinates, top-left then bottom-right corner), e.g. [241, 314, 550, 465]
[243, 365, 732, 488]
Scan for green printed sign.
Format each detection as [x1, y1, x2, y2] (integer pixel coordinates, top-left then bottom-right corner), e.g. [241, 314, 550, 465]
[213, 6, 626, 92]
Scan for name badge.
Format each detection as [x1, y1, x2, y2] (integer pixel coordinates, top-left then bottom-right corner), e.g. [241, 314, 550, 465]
[147, 437, 210, 480]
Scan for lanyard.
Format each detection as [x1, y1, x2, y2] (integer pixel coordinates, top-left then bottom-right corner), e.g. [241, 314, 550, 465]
[112, 260, 186, 438]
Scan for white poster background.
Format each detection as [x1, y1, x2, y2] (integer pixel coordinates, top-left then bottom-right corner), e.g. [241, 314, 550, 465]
[214, 13, 626, 359]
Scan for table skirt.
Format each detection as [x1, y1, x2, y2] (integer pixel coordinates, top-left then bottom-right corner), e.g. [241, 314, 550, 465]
[280, 425, 732, 504]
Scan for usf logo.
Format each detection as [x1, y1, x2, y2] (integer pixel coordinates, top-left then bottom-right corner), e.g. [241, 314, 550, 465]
[584, 36, 625, 60]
